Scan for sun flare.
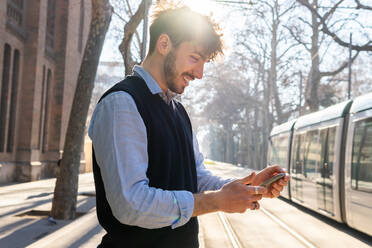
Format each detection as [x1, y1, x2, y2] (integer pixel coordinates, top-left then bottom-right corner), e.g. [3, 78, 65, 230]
[182, 0, 220, 16]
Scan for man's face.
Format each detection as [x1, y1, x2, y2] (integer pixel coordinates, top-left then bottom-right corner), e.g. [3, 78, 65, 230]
[163, 41, 206, 94]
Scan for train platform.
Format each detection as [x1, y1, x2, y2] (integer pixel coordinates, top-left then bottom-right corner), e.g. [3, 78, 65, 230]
[0, 163, 370, 248]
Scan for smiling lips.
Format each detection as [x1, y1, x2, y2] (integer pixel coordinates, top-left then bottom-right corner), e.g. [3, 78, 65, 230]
[183, 74, 194, 86]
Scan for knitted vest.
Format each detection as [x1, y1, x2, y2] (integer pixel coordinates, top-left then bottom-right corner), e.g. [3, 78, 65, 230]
[92, 76, 199, 248]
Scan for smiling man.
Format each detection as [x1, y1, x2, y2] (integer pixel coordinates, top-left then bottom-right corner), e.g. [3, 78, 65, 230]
[89, 4, 289, 248]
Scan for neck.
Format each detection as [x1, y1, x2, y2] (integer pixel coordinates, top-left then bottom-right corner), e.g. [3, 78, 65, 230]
[142, 54, 168, 93]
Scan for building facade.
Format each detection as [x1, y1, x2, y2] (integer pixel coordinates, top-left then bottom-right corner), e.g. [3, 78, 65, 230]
[0, 0, 91, 183]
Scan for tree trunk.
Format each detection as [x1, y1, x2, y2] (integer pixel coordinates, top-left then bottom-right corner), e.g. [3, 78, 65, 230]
[305, 0, 321, 112]
[270, 0, 285, 123]
[51, 0, 112, 220]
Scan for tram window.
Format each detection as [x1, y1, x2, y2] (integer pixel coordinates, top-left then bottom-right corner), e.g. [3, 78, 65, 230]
[320, 129, 327, 178]
[320, 127, 336, 179]
[268, 135, 288, 168]
[304, 130, 320, 179]
[277, 136, 287, 168]
[292, 133, 306, 175]
[327, 127, 336, 178]
[268, 137, 277, 165]
[292, 134, 302, 175]
[351, 117, 372, 193]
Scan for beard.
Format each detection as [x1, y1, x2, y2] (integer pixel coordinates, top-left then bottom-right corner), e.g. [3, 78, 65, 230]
[163, 49, 184, 94]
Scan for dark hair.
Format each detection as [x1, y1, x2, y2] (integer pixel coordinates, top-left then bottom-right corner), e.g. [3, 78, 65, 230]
[148, 3, 223, 61]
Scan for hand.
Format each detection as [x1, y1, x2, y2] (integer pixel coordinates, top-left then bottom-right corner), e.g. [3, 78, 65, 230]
[216, 172, 267, 213]
[251, 165, 290, 198]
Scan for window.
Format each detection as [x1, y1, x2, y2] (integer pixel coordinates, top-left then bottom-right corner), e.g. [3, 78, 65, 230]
[325, 127, 336, 178]
[78, 0, 85, 52]
[6, 0, 24, 27]
[303, 130, 320, 179]
[0, 44, 12, 152]
[38, 66, 46, 149]
[351, 117, 372, 193]
[268, 135, 288, 169]
[42, 69, 52, 152]
[6, 49, 20, 152]
[46, 0, 57, 51]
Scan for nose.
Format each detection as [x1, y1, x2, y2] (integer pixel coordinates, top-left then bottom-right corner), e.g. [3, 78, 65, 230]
[193, 61, 204, 79]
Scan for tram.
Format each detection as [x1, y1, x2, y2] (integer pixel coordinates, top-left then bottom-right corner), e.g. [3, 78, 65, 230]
[267, 92, 372, 236]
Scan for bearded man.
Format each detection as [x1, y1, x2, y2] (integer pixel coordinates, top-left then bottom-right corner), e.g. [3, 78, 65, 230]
[89, 4, 289, 248]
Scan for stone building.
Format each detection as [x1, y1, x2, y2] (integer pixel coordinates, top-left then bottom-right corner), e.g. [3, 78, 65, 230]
[0, 0, 91, 183]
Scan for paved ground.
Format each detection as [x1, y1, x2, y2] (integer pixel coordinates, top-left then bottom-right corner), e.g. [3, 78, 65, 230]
[0, 173, 99, 248]
[0, 173, 204, 248]
[0, 162, 371, 248]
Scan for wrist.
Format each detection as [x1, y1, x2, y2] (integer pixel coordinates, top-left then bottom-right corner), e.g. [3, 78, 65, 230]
[210, 190, 222, 212]
[192, 191, 220, 217]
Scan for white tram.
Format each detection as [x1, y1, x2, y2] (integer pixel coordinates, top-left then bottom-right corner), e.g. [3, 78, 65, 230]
[268, 92, 372, 236]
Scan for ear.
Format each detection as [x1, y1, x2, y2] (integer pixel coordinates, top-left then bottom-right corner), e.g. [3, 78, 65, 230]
[156, 34, 172, 56]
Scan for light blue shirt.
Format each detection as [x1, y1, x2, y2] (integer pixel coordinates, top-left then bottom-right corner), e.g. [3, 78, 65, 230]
[88, 65, 230, 229]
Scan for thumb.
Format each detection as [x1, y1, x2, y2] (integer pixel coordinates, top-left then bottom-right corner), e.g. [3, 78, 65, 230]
[266, 165, 285, 174]
[238, 172, 256, 185]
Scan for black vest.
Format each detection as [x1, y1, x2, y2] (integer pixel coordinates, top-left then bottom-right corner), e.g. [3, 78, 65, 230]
[92, 76, 199, 248]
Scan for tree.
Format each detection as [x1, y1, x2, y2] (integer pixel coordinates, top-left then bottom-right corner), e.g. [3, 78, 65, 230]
[118, 0, 152, 75]
[233, 0, 299, 168]
[288, 0, 360, 111]
[51, 0, 112, 219]
[298, 0, 372, 51]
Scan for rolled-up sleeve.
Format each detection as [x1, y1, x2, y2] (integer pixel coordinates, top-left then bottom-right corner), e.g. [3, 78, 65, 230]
[88, 92, 193, 229]
[192, 133, 232, 192]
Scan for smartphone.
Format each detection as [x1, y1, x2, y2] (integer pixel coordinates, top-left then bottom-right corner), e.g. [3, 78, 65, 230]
[260, 173, 286, 187]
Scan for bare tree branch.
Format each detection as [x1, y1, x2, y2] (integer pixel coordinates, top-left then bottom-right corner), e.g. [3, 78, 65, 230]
[278, 42, 301, 60]
[323, 0, 344, 21]
[297, 0, 372, 51]
[298, 16, 312, 28]
[119, 0, 151, 75]
[320, 50, 360, 77]
[112, 9, 127, 24]
[284, 24, 311, 52]
[355, 0, 372, 10]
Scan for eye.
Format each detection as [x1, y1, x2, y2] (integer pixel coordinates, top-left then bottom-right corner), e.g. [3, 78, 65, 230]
[190, 55, 199, 62]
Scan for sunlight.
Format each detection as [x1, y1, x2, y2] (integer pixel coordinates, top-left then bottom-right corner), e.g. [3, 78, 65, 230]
[182, 0, 221, 16]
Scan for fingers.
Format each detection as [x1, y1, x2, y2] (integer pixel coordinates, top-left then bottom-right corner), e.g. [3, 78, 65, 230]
[264, 165, 285, 174]
[268, 188, 280, 198]
[272, 182, 284, 192]
[246, 185, 267, 195]
[275, 175, 290, 188]
[237, 172, 256, 185]
[284, 174, 290, 182]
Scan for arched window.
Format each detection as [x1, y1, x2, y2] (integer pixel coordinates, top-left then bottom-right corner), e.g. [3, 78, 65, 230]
[42, 69, 52, 152]
[46, 0, 57, 51]
[78, 0, 85, 53]
[6, 49, 20, 152]
[38, 66, 46, 149]
[0, 44, 12, 152]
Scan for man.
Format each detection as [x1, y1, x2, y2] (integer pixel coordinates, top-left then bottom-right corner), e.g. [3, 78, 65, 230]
[89, 4, 289, 248]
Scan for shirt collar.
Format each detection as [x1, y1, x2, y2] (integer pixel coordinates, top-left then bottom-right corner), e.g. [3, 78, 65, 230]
[133, 65, 163, 95]
[133, 65, 178, 104]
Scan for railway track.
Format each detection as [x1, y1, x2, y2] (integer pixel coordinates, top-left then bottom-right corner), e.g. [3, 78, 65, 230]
[214, 208, 316, 248]
[201, 161, 372, 248]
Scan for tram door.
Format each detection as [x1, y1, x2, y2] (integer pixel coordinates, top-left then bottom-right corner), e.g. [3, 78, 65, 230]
[317, 127, 335, 214]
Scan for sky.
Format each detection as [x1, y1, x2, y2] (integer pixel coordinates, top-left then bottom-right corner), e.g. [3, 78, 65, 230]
[99, 0, 241, 63]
